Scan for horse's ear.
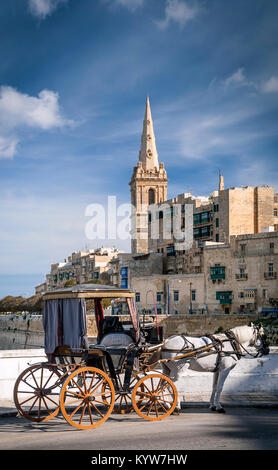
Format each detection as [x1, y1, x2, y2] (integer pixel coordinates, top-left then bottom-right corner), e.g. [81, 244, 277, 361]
[258, 322, 262, 329]
[250, 322, 254, 327]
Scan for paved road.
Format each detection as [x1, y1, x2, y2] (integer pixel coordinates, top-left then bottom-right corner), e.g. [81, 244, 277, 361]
[0, 408, 278, 451]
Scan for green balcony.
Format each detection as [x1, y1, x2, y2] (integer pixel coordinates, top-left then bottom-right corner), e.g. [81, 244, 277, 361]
[216, 291, 232, 305]
[210, 266, 225, 280]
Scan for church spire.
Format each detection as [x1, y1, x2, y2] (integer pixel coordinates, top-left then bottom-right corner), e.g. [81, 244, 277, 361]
[219, 169, 224, 191]
[138, 96, 159, 171]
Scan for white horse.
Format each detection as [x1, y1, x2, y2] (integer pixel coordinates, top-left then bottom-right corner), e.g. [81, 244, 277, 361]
[99, 323, 269, 414]
[157, 323, 269, 413]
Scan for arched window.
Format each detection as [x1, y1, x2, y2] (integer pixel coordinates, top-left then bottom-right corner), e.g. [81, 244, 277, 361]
[148, 188, 155, 205]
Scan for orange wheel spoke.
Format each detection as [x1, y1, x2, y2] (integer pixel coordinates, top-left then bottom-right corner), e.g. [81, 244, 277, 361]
[157, 400, 168, 412]
[90, 402, 104, 418]
[139, 400, 152, 412]
[69, 400, 85, 419]
[87, 371, 96, 393]
[146, 402, 154, 416]
[79, 402, 87, 425]
[135, 390, 152, 398]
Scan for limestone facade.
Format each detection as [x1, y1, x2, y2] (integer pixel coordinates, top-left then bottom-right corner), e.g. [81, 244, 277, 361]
[148, 184, 278, 256]
[46, 247, 122, 290]
[110, 232, 278, 316]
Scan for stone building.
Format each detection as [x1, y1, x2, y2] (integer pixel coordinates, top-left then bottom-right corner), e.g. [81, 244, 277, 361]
[45, 247, 122, 290]
[148, 180, 278, 255]
[125, 232, 278, 316]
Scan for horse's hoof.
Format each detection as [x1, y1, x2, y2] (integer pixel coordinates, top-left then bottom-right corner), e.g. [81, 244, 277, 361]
[210, 406, 216, 411]
[173, 408, 181, 415]
[217, 408, 226, 414]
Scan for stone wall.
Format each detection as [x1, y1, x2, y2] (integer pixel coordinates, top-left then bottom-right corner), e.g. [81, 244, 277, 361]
[1, 347, 278, 401]
[0, 312, 262, 350]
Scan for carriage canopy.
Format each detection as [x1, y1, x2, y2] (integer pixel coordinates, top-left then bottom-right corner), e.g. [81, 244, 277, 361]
[42, 284, 140, 354]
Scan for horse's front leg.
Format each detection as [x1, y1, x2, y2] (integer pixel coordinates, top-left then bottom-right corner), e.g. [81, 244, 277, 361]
[213, 362, 236, 413]
[209, 370, 219, 411]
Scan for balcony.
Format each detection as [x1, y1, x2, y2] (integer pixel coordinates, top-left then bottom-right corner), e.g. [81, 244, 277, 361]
[210, 267, 225, 280]
[235, 273, 248, 280]
[216, 291, 233, 305]
[264, 272, 277, 279]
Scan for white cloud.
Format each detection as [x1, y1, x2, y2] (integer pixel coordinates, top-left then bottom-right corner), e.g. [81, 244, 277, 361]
[224, 68, 246, 88]
[115, 0, 144, 10]
[0, 86, 70, 130]
[0, 136, 19, 159]
[261, 76, 278, 93]
[28, 0, 67, 19]
[156, 0, 200, 30]
[102, 0, 144, 12]
[0, 86, 72, 158]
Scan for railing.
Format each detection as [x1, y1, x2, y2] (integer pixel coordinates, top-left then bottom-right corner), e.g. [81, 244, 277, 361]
[233, 249, 275, 257]
[235, 273, 248, 280]
[264, 272, 277, 279]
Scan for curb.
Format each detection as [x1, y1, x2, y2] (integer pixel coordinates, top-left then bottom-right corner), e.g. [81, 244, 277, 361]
[1, 401, 278, 418]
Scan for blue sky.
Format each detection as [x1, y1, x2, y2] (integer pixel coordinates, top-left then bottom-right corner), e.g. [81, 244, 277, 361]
[0, 0, 278, 297]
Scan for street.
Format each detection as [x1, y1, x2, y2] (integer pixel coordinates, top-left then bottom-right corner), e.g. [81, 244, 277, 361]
[0, 407, 278, 451]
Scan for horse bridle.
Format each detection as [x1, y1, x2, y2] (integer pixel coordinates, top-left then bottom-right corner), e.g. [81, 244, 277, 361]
[225, 325, 269, 358]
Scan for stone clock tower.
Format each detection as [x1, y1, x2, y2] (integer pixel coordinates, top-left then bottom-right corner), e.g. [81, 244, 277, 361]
[129, 96, 168, 254]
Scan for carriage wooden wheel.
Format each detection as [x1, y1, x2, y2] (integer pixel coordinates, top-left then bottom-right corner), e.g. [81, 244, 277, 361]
[13, 363, 62, 422]
[60, 366, 115, 429]
[132, 373, 177, 421]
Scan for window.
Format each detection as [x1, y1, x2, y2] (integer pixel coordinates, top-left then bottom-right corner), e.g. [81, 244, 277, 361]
[263, 289, 268, 300]
[274, 208, 277, 217]
[214, 204, 219, 212]
[239, 292, 244, 298]
[216, 234, 219, 242]
[120, 267, 128, 288]
[174, 291, 179, 302]
[191, 290, 196, 301]
[270, 242, 274, 253]
[167, 246, 176, 256]
[156, 292, 163, 303]
[148, 189, 155, 205]
[93, 272, 99, 279]
[215, 218, 219, 228]
[135, 292, 140, 302]
[240, 244, 246, 254]
[194, 213, 201, 225]
[268, 263, 274, 275]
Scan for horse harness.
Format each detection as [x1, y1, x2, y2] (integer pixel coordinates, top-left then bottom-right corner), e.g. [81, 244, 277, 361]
[161, 331, 246, 373]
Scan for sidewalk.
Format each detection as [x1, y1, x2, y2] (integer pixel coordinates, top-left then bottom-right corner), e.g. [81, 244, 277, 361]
[1, 393, 278, 418]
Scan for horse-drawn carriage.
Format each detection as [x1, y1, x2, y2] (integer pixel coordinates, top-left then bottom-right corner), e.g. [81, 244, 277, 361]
[13, 284, 269, 427]
[13, 284, 178, 429]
